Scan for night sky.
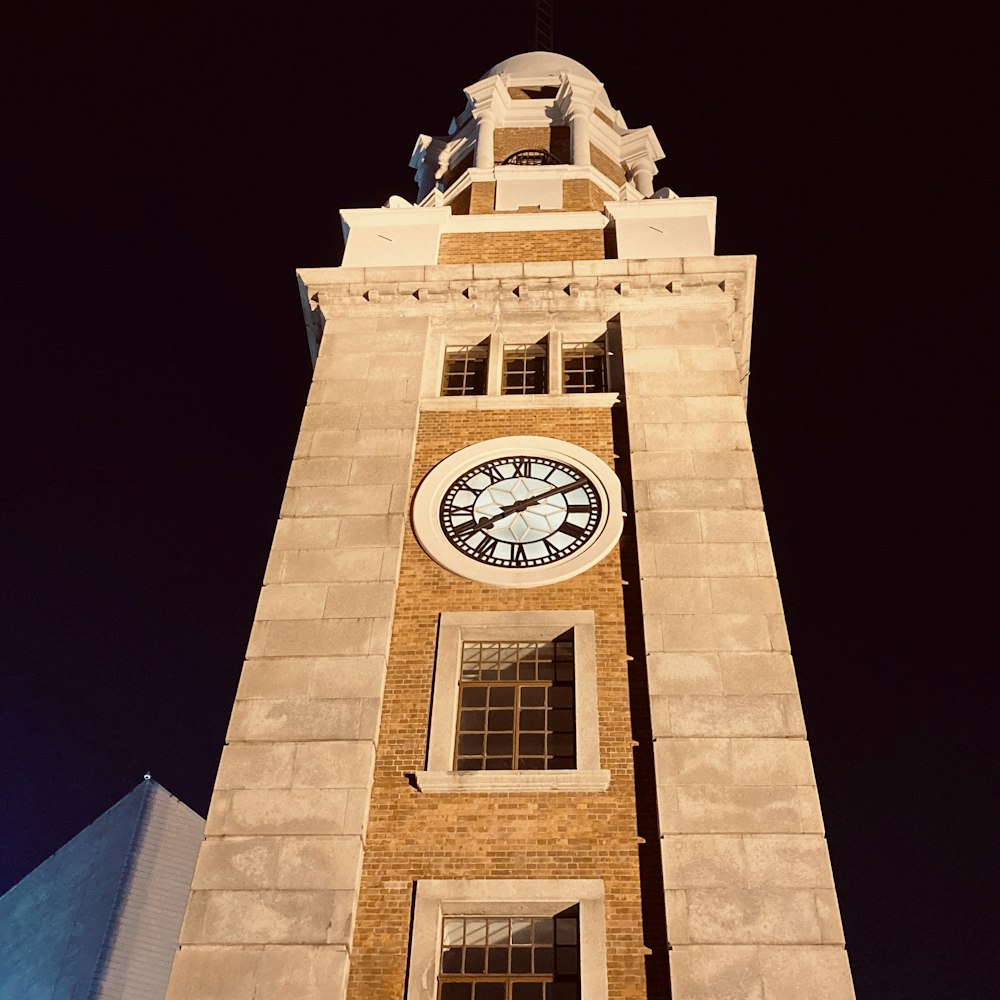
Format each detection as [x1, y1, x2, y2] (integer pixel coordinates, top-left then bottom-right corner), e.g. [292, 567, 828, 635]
[3, 4, 991, 997]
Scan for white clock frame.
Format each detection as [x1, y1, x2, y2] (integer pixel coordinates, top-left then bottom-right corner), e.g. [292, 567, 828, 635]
[411, 435, 624, 588]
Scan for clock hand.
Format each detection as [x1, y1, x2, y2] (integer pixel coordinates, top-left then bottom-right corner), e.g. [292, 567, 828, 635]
[473, 478, 589, 530]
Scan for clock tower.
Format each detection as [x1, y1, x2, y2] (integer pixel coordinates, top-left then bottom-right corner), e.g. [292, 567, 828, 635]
[167, 52, 856, 1000]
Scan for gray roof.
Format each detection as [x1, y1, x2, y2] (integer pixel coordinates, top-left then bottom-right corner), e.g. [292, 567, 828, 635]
[0, 780, 204, 1000]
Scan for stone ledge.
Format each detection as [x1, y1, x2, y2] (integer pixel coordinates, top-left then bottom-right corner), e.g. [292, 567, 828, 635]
[413, 769, 611, 793]
[420, 392, 620, 411]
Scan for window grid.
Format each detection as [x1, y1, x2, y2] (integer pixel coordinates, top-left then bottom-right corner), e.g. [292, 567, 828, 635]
[442, 345, 489, 396]
[502, 343, 547, 395]
[561, 342, 607, 394]
[455, 640, 575, 772]
[438, 914, 580, 1000]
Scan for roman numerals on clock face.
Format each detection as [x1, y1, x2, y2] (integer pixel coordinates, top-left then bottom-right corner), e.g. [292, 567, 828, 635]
[439, 455, 603, 568]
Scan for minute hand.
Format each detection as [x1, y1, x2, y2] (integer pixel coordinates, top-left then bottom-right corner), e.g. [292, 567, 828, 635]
[477, 478, 589, 529]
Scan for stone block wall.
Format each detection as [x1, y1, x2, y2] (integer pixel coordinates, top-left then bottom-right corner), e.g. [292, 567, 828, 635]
[620, 311, 856, 999]
[164, 316, 426, 1000]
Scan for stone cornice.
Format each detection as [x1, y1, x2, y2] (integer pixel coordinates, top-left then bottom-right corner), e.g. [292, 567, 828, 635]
[298, 255, 755, 398]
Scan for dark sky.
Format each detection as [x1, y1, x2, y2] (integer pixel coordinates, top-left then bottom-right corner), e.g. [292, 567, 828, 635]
[2, 4, 992, 997]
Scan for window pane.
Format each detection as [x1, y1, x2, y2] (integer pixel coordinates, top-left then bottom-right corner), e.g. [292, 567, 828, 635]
[455, 640, 576, 772]
[442, 345, 488, 396]
[465, 920, 487, 946]
[486, 733, 514, 756]
[562, 341, 607, 394]
[473, 984, 504, 1000]
[555, 918, 578, 944]
[460, 710, 485, 731]
[510, 919, 532, 944]
[487, 947, 509, 973]
[511, 947, 533, 972]
[546, 984, 578, 1000]
[534, 947, 554, 972]
[503, 342, 547, 395]
[555, 946, 579, 974]
[458, 734, 484, 755]
[513, 984, 544, 999]
[488, 686, 515, 707]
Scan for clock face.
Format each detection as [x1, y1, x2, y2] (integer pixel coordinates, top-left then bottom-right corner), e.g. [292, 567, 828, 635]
[411, 436, 624, 588]
[439, 455, 602, 568]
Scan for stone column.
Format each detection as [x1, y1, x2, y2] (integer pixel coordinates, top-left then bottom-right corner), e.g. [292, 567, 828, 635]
[165, 310, 427, 1000]
[631, 156, 655, 197]
[474, 110, 495, 169]
[618, 283, 855, 1000]
[568, 105, 592, 166]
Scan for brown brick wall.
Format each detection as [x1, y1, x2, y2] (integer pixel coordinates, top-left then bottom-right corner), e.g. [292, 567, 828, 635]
[591, 144, 626, 186]
[564, 178, 608, 212]
[441, 150, 474, 194]
[469, 181, 497, 215]
[346, 408, 648, 1000]
[494, 126, 571, 165]
[439, 229, 605, 263]
[447, 185, 472, 216]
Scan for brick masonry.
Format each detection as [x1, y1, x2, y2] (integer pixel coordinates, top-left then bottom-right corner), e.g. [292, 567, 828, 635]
[591, 145, 625, 186]
[346, 408, 649, 999]
[439, 229, 605, 263]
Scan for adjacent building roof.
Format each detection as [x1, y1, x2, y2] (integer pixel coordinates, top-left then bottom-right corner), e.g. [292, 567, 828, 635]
[0, 780, 203, 1000]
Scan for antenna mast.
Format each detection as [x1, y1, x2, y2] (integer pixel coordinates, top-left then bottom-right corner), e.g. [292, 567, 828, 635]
[533, 0, 554, 51]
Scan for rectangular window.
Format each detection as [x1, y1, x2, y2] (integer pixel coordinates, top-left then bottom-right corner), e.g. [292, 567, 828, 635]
[561, 342, 607, 394]
[442, 345, 489, 396]
[502, 343, 547, 395]
[415, 612, 607, 793]
[439, 912, 580, 999]
[407, 880, 607, 1000]
[455, 639, 576, 772]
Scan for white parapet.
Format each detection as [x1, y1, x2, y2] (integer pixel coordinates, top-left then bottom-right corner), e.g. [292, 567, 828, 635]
[605, 198, 717, 259]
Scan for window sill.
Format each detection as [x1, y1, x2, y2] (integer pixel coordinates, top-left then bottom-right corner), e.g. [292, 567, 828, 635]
[421, 392, 619, 412]
[413, 769, 611, 793]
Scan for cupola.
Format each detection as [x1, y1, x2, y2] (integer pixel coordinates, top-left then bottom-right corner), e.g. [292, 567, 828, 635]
[410, 51, 665, 214]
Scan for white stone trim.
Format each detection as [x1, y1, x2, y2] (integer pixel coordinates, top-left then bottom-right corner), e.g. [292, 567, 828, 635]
[443, 208, 608, 234]
[413, 611, 609, 793]
[605, 198, 718, 257]
[405, 879, 609, 1000]
[415, 770, 609, 793]
[410, 437, 624, 589]
[420, 392, 620, 412]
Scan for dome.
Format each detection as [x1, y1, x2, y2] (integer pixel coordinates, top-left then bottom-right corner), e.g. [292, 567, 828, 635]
[480, 51, 601, 83]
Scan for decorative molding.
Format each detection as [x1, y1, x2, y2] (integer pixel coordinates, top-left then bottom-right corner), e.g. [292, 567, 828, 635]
[406, 879, 609, 1000]
[420, 392, 620, 412]
[413, 770, 611, 793]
